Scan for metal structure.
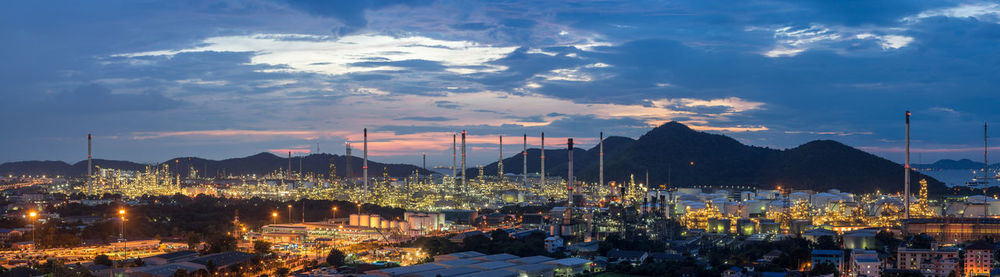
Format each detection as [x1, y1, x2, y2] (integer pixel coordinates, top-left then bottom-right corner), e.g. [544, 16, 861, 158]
[905, 111, 911, 220]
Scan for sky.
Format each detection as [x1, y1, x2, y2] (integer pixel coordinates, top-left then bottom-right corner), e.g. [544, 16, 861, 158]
[1, 0, 999, 166]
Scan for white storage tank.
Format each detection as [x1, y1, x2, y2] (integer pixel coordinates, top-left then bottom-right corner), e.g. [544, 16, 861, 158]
[359, 214, 370, 227]
[390, 220, 398, 228]
[398, 221, 409, 232]
[381, 220, 390, 229]
[370, 215, 381, 228]
[349, 214, 360, 226]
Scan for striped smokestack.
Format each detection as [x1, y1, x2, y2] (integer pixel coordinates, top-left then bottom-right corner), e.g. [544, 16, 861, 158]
[364, 128, 368, 190]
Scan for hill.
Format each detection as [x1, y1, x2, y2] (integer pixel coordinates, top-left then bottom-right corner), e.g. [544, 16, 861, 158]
[0, 152, 432, 178]
[913, 159, 998, 170]
[474, 122, 945, 194]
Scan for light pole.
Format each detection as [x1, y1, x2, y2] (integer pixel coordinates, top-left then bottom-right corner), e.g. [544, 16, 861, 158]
[287, 204, 292, 223]
[28, 211, 37, 248]
[332, 206, 338, 221]
[119, 209, 126, 259]
[272, 212, 278, 225]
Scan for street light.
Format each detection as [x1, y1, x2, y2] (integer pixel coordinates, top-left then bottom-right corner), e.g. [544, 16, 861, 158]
[287, 204, 292, 223]
[272, 212, 278, 225]
[119, 209, 126, 259]
[28, 211, 37, 247]
[332, 206, 338, 220]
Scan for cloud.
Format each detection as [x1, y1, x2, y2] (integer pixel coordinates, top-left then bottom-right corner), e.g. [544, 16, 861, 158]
[396, 116, 453, 122]
[903, 3, 1000, 23]
[115, 33, 519, 76]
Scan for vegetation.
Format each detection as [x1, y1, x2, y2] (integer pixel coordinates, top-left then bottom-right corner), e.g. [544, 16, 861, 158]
[326, 248, 347, 267]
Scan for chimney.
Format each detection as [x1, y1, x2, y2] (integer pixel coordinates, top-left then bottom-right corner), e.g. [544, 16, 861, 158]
[288, 151, 292, 180]
[904, 111, 910, 220]
[345, 143, 352, 180]
[461, 130, 467, 192]
[599, 131, 604, 196]
[452, 134, 457, 179]
[523, 134, 527, 188]
[568, 138, 574, 207]
[541, 132, 545, 189]
[364, 128, 368, 190]
[498, 135, 503, 178]
[87, 134, 92, 193]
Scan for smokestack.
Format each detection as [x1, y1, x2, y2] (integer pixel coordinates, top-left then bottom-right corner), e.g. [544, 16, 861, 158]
[498, 135, 503, 177]
[541, 132, 545, 189]
[87, 134, 92, 193]
[568, 138, 574, 208]
[288, 151, 292, 180]
[905, 111, 910, 220]
[986, 122, 989, 185]
[345, 143, 352, 180]
[599, 132, 604, 196]
[461, 130, 467, 192]
[364, 128, 368, 190]
[452, 134, 457, 179]
[422, 153, 426, 171]
[523, 134, 527, 188]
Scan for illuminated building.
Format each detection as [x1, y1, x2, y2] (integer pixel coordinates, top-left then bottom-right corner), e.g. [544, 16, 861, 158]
[849, 250, 881, 277]
[897, 243, 959, 276]
[964, 241, 992, 277]
[903, 218, 1000, 243]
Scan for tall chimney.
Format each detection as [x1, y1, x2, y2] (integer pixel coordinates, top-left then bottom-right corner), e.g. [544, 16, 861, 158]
[461, 130, 467, 192]
[522, 134, 527, 188]
[567, 138, 574, 208]
[498, 135, 503, 178]
[452, 134, 457, 179]
[986, 122, 989, 185]
[541, 132, 545, 189]
[599, 132, 604, 196]
[905, 111, 910, 220]
[288, 151, 292, 180]
[87, 134, 92, 193]
[364, 128, 368, 190]
[345, 143, 352, 180]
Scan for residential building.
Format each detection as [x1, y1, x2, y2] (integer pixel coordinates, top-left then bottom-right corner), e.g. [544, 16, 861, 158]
[964, 241, 993, 277]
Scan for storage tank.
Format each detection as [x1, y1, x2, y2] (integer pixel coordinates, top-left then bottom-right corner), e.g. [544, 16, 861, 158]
[349, 214, 360, 226]
[389, 221, 397, 228]
[398, 221, 409, 232]
[381, 220, 390, 229]
[370, 215, 381, 228]
[359, 214, 370, 227]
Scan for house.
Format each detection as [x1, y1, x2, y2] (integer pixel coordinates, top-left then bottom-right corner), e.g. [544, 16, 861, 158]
[647, 252, 683, 263]
[762, 250, 784, 262]
[0, 228, 22, 242]
[811, 250, 845, 274]
[850, 250, 880, 277]
[723, 266, 744, 277]
[544, 236, 563, 253]
[607, 249, 648, 264]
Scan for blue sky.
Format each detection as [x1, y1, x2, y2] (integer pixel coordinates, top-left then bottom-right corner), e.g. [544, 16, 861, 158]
[1, 0, 999, 166]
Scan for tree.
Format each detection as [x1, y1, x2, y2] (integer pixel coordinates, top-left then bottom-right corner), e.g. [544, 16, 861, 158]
[172, 269, 190, 277]
[94, 254, 113, 267]
[206, 236, 237, 253]
[186, 234, 201, 250]
[254, 241, 272, 255]
[810, 261, 838, 277]
[205, 260, 217, 274]
[327, 248, 347, 267]
[275, 267, 290, 276]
